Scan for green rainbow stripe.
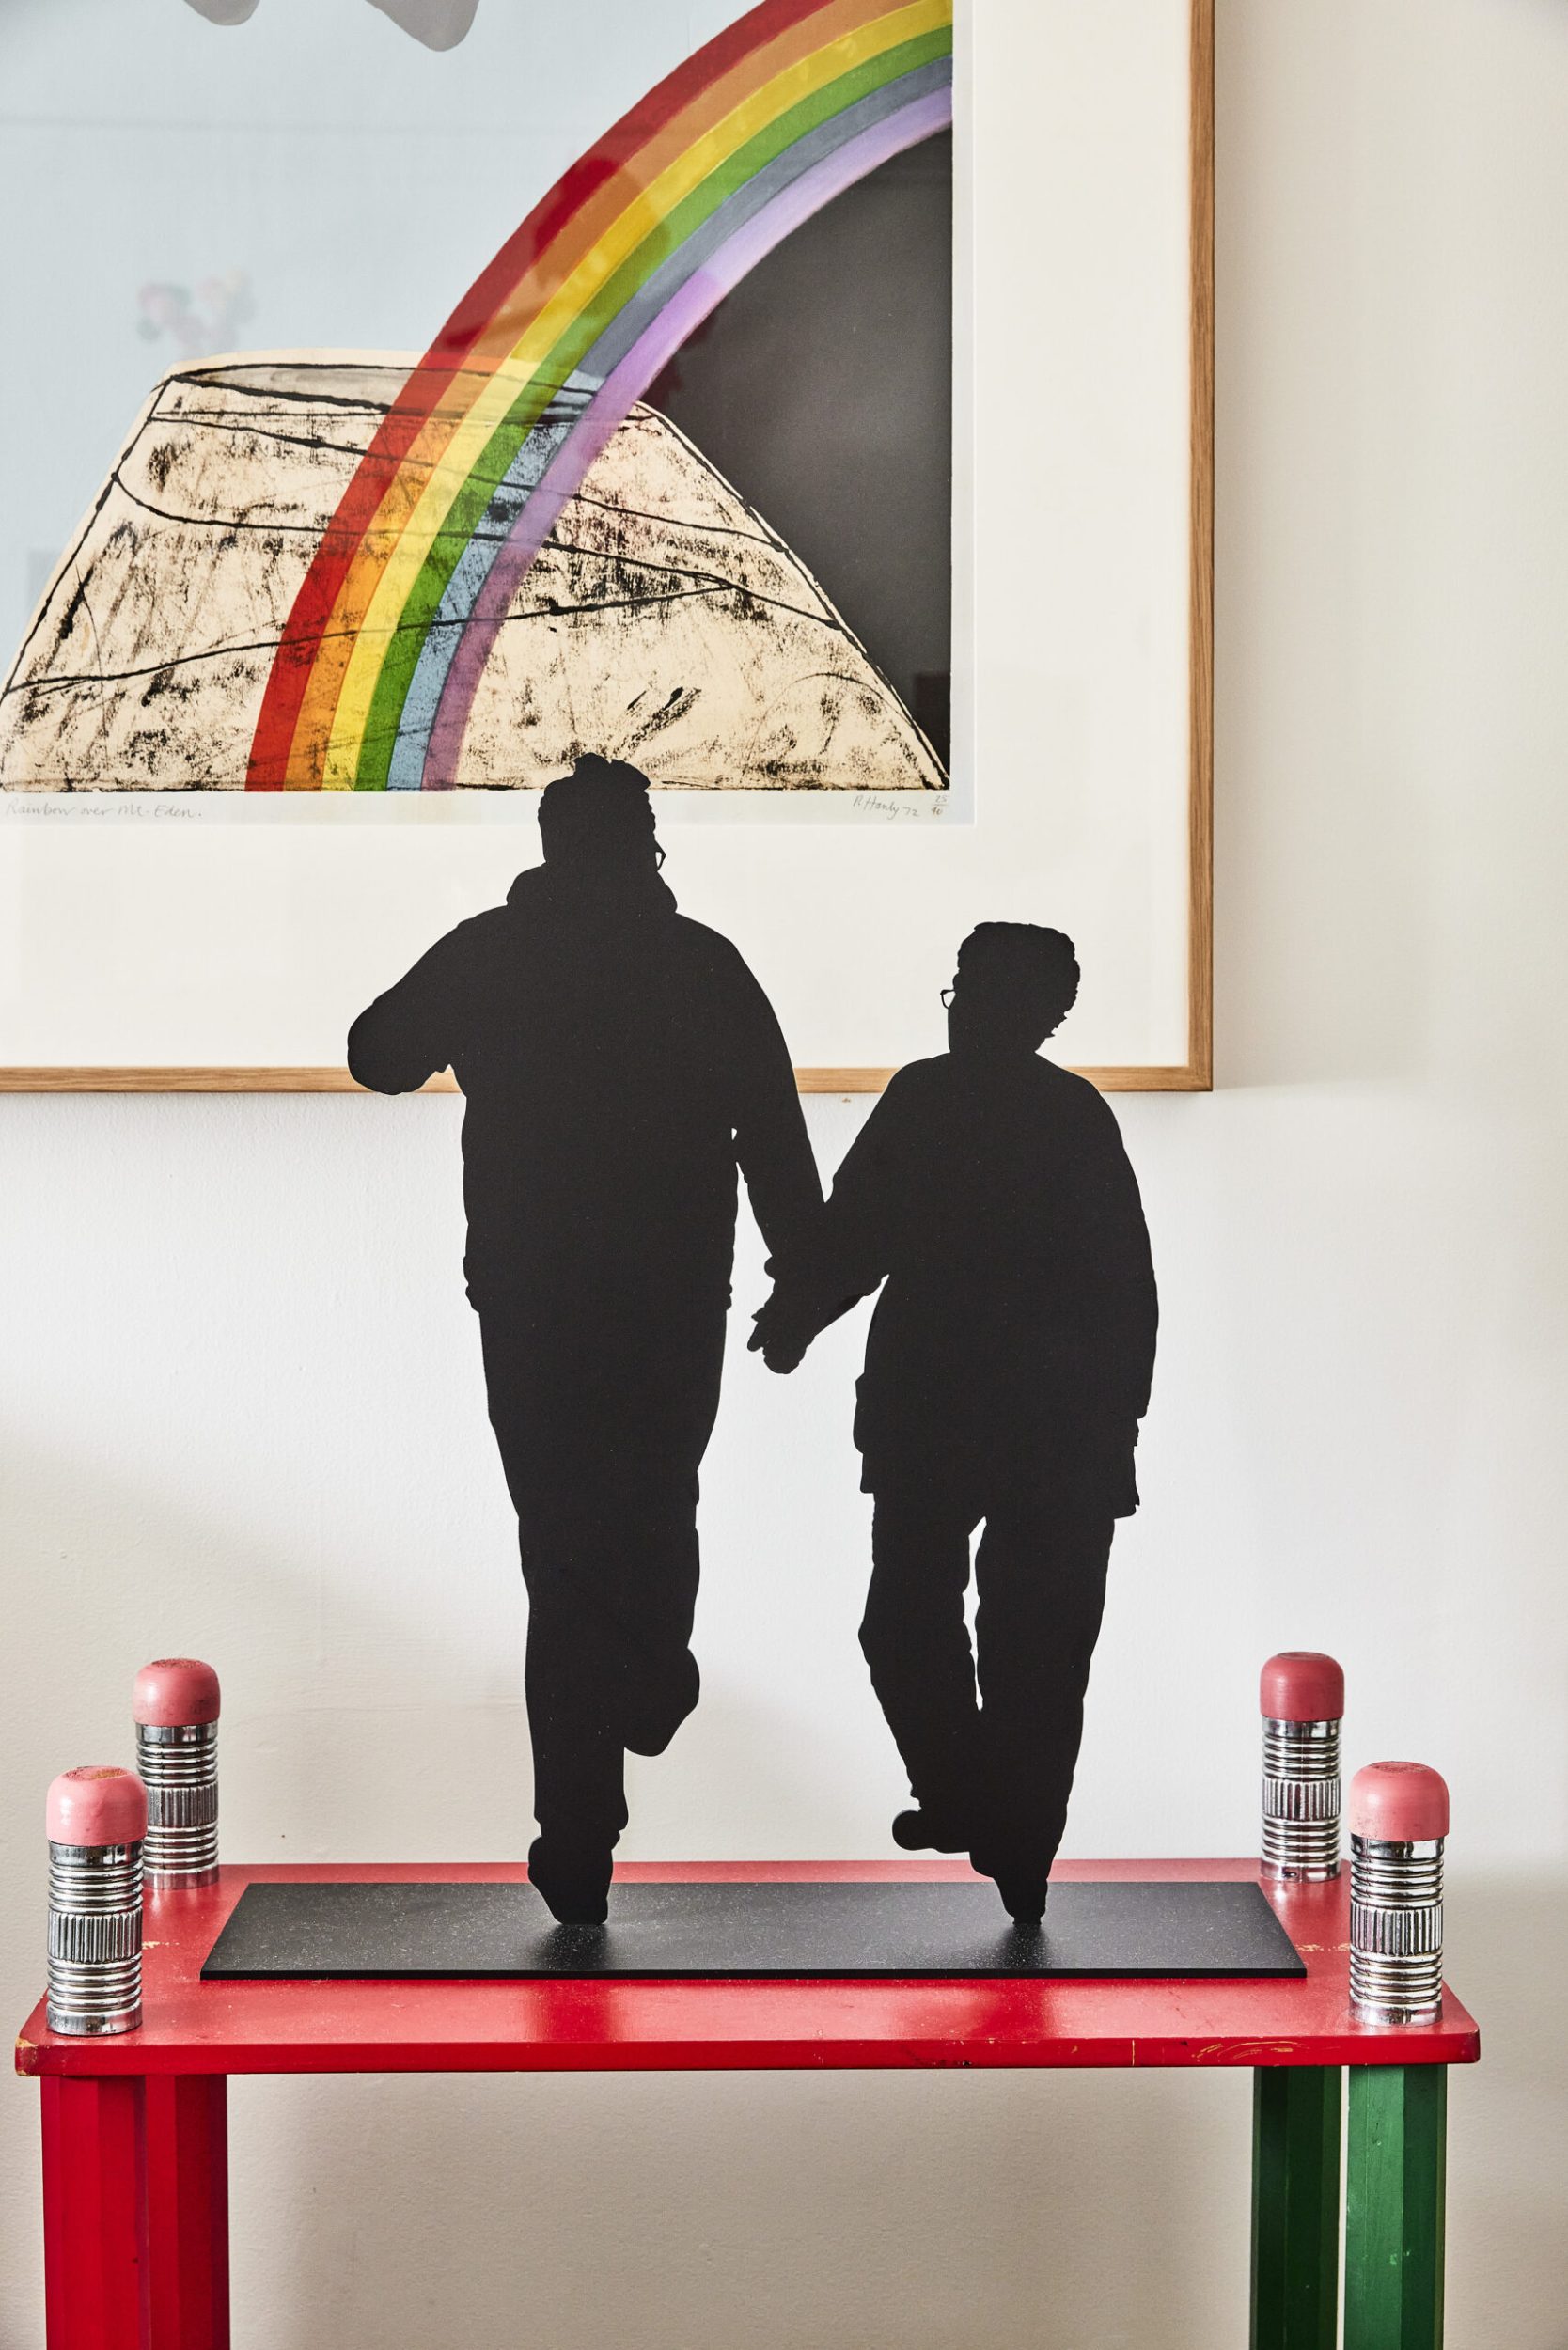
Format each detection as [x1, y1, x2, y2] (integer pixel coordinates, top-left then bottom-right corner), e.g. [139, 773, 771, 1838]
[353, 26, 949, 788]
[246, 0, 954, 791]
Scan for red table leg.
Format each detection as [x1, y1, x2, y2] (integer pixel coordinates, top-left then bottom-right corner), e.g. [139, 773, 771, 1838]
[144, 2077, 230, 2350]
[41, 2076, 147, 2350]
[40, 2074, 230, 2350]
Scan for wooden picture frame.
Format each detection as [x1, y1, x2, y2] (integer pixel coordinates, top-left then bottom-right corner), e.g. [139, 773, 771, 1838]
[0, 0, 1212, 1094]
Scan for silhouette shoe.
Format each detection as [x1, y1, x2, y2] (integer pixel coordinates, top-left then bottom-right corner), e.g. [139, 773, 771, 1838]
[993, 1872, 1049, 1927]
[527, 1836, 612, 1927]
[968, 1833, 1051, 1925]
[622, 1653, 700, 1758]
[971, 1854, 1049, 1927]
[891, 1807, 971, 1855]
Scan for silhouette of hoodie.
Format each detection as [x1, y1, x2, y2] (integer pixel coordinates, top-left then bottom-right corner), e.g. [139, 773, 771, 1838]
[349, 858, 820, 1320]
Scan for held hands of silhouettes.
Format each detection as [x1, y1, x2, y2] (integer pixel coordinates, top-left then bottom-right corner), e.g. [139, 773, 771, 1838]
[748, 1288, 815, 1374]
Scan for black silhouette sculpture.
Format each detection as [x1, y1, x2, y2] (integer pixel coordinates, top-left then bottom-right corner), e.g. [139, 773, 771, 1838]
[751, 924, 1157, 1925]
[348, 756, 822, 1925]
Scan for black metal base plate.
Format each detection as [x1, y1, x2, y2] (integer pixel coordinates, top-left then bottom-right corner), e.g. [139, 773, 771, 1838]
[201, 1877, 1303, 1981]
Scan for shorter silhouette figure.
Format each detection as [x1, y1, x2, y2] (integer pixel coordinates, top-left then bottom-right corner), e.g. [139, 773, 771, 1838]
[751, 924, 1157, 1923]
[349, 757, 821, 1924]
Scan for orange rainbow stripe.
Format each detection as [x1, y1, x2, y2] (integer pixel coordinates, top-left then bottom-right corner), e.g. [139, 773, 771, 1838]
[247, 0, 953, 791]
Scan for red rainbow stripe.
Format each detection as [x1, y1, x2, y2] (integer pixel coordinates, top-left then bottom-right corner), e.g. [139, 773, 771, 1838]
[248, 0, 950, 791]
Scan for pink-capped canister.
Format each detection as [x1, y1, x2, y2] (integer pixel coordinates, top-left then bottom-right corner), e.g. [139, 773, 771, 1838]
[1348, 1761, 1449, 2025]
[46, 1767, 148, 2036]
[133, 1657, 220, 1888]
[1260, 1652, 1344, 1881]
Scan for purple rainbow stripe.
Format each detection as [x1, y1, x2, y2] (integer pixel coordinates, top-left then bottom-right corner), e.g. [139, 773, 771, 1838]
[421, 82, 953, 787]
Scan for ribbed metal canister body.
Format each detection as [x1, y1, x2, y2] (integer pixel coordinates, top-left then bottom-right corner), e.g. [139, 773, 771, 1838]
[47, 1841, 144, 2035]
[136, 1719, 219, 1885]
[1261, 1716, 1341, 1879]
[1349, 1833, 1444, 2022]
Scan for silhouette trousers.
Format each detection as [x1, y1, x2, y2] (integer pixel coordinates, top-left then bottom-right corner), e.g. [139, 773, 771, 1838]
[860, 1468, 1115, 1877]
[478, 1307, 726, 1861]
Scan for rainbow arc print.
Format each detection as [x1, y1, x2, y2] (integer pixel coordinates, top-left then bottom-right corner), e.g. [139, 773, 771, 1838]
[246, 0, 954, 792]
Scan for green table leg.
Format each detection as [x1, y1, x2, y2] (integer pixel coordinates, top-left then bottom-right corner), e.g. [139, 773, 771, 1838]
[1344, 2064, 1447, 2350]
[1250, 2065, 1341, 2350]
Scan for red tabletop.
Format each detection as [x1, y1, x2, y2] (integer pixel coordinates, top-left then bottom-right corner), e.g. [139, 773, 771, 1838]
[16, 1858, 1479, 2079]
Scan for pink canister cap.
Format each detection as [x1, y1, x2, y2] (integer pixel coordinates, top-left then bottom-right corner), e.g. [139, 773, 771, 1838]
[1349, 1761, 1450, 1843]
[1260, 1652, 1345, 1722]
[47, 1766, 148, 1847]
[133, 1657, 220, 1727]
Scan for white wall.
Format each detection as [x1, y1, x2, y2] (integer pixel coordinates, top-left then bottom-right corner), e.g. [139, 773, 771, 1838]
[5, 1, 1568, 2340]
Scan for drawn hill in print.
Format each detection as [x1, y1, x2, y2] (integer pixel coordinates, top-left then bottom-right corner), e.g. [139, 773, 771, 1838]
[0, 354, 946, 795]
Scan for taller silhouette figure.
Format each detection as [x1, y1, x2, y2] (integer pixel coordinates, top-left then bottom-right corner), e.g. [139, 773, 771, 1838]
[751, 923, 1157, 1924]
[349, 756, 821, 1924]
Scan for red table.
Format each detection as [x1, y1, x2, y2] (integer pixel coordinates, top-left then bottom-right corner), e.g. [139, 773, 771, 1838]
[16, 1857, 1478, 2350]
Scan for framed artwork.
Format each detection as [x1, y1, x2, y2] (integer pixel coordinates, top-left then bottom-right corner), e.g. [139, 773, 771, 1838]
[0, 0, 1212, 1091]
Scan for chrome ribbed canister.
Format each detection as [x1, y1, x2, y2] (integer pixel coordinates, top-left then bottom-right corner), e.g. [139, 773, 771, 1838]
[1260, 1652, 1344, 1881]
[1349, 1762, 1449, 2026]
[45, 1768, 147, 2037]
[133, 1658, 220, 1888]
